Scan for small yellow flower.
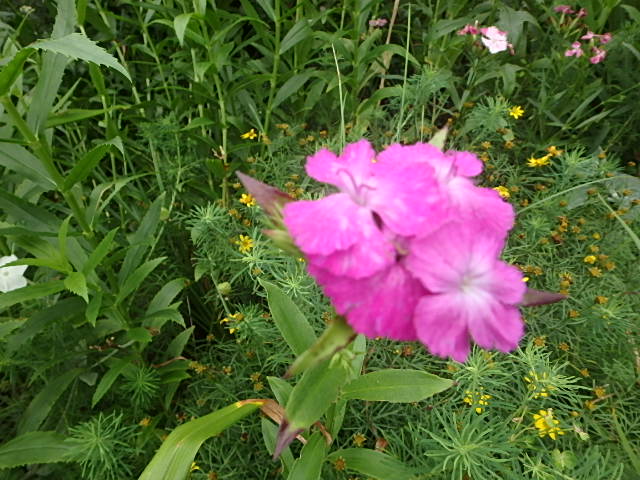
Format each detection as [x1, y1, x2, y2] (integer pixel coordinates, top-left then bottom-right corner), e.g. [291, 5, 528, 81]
[595, 295, 608, 304]
[558, 342, 570, 351]
[592, 232, 601, 240]
[253, 381, 264, 391]
[504, 140, 515, 149]
[568, 310, 580, 318]
[588, 266, 603, 277]
[235, 235, 254, 253]
[533, 409, 564, 440]
[509, 105, 525, 119]
[222, 366, 233, 375]
[593, 386, 606, 398]
[493, 186, 510, 199]
[275, 123, 290, 130]
[481, 141, 492, 150]
[583, 255, 597, 264]
[533, 336, 546, 347]
[190, 462, 201, 472]
[546, 145, 563, 156]
[139, 417, 152, 427]
[352, 433, 367, 447]
[241, 128, 258, 140]
[579, 368, 590, 377]
[239, 193, 256, 206]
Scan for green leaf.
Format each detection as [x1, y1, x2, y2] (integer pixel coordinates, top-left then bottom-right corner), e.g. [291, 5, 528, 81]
[138, 401, 261, 480]
[62, 141, 118, 191]
[82, 227, 118, 276]
[341, 369, 453, 403]
[174, 13, 193, 46]
[261, 417, 294, 474]
[64, 271, 88, 302]
[0, 317, 25, 339]
[267, 376, 293, 406]
[31, 33, 131, 82]
[115, 257, 165, 304]
[91, 358, 133, 407]
[261, 279, 316, 356]
[551, 449, 577, 472]
[0, 431, 72, 469]
[165, 326, 195, 359]
[0, 141, 56, 190]
[0, 48, 35, 97]
[45, 107, 124, 128]
[57, 216, 72, 272]
[273, 72, 314, 110]
[118, 193, 165, 283]
[326, 448, 417, 480]
[280, 19, 313, 55]
[126, 326, 153, 346]
[0, 280, 66, 311]
[287, 432, 327, 480]
[145, 278, 187, 316]
[85, 291, 102, 326]
[0, 188, 60, 232]
[17, 368, 83, 434]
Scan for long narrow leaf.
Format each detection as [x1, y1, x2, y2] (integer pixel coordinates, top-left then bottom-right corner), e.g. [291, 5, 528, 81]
[0, 431, 72, 469]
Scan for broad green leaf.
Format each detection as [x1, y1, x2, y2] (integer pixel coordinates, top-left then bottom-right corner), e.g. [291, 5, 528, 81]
[61, 142, 117, 191]
[141, 307, 185, 329]
[0, 431, 72, 469]
[326, 448, 417, 480]
[287, 432, 327, 480]
[0, 139, 55, 190]
[174, 13, 193, 46]
[280, 19, 313, 55]
[267, 376, 293, 406]
[6, 297, 84, 353]
[145, 278, 187, 315]
[115, 257, 165, 304]
[17, 368, 83, 434]
[261, 279, 316, 356]
[0, 280, 66, 311]
[138, 401, 261, 480]
[82, 227, 119, 276]
[64, 271, 88, 302]
[0, 48, 35, 96]
[551, 449, 577, 472]
[341, 369, 453, 403]
[118, 193, 165, 283]
[273, 72, 314, 110]
[91, 358, 134, 407]
[0, 188, 60, 232]
[126, 326, 153, 346]
[31, 33, 131, 82]
[261, 418, 294, 474]
[165, 326, 195, 359]
[85, 291, 102, 326]
[0, 318, 25, 339]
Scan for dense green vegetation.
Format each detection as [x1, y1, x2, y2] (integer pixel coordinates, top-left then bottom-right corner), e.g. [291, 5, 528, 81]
[1, 1, 639, 479]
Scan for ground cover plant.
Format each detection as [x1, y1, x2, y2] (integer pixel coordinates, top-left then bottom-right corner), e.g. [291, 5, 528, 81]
[0, 0, 639, 479]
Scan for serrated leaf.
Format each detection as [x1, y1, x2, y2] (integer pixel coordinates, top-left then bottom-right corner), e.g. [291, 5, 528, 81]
[138, 401, 261, 480]
[0, 431, 72, 469]
[31, 33, 131, 82]
[341, 369, 453, 403]
[17, 369, 83, 434]
[64, 272, 88, 302]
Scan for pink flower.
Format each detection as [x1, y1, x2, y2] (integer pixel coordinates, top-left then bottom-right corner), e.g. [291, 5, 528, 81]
[565, 41, 584, 57]
[457, 24, 479, 35]
[369, 18, 388, 28]
[576, 7, 587, 17]
[599, 32, 612, 44]
[581, 31, 597, 40]
[406, 221, 526, 362]
[590, 46, 607, 64]
[480, 26, 509, 53]
[554, 5, 575, 14]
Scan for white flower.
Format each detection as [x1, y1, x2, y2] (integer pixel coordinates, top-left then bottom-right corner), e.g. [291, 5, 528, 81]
[0, 255, 28, 293]
[480, 26, 509, 54]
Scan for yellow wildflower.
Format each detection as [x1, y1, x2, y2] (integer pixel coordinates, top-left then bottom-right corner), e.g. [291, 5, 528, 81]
[481, 141, 492, 149]
[595, 295, 608, 304]
[493, 186, 510, 199]
[527, 154, 552, 167]
[352, 433, 367, 447]
[509, 105, 525, 119]
[139, 417, 152, 427]
[533, 409, 565, 440]
[239, 193, 256, 206]
[588, 267, 603, 277]
[546, 145, 563, 156]
[235, 235, 254, 253]
[583, 255, 597, 264]
[241, 128, 257, 140]
[593, 386, 606, 398]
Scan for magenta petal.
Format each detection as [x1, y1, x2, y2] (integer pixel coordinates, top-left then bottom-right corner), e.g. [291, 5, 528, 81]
[306, 140, 376, 192]
[414, 294, 471, 362]
[446, 150, 483, 177]
[307, 231, 395, 278]
[283, 193, 379, 255]
[492, 262, 527, 304]
[468, 303, 524, 353]
[305, 148, 341, 184]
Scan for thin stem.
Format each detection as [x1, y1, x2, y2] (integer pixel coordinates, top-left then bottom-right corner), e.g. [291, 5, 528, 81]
[395, 3, 411, 141]
[263, 0, 282, 136]
[331, 44, 346, 149]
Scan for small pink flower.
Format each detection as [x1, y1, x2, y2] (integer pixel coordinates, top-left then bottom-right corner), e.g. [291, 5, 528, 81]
[581, 31, 597, 40]
[576, 7, 587, 17]
[369, 18, 388, 28]
[457, 24, 479, 35]
[599, 32, 612, 44]
[590, 46, 607, 64]
[554, 5, 575, 14]
[479, 26, 509, 54]
[565, 41, 584, 57]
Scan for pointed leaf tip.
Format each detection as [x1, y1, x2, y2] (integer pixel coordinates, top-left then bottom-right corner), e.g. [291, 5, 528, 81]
[521, 288, 568, 307]
[273, 420, 303, 460]
[236, 171, 293, 216]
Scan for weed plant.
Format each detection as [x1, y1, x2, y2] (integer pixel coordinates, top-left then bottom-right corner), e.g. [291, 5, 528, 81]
[0, 1, 639, 479]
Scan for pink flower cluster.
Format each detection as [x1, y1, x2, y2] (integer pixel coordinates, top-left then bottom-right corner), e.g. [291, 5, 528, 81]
[564, 31, 612, 64]
[554, 5, 587, 17]
[282, 140, 525, 362]
[458, 23, 513, 54]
